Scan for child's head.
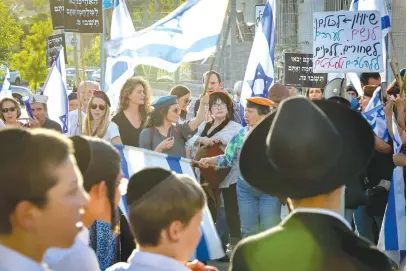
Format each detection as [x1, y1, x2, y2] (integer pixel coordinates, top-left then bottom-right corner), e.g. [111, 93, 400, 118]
[0, 128, 88, 255]
[70, 136, 122, 228]
[127, 168, 206, 262]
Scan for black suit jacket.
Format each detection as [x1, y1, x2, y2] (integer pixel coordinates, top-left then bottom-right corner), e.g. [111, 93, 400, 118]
[230, 211, 393, 271]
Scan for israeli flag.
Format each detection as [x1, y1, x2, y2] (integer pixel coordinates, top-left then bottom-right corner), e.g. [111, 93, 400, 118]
[116, 145, 225, 262]
[362, 86, 388, 142]
[350, 0, 390, 82]
[377, 113, 406, 265]
[105, 0, 136, 112]
[0, 65, 11, 99]
[107, 0, 228, 73]
[240, 0, 275, 108]
[42, 48, 69, 134]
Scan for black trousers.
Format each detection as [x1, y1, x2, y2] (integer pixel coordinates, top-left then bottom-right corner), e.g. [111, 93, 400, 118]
[221, 183, 242, 241]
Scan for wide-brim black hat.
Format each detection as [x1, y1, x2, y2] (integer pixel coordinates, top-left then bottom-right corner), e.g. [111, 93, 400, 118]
[239, 97, 375, 199]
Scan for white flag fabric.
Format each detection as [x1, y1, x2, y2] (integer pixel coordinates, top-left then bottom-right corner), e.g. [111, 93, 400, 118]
[377, 113, 406, 265]
[0, 65, 11, 100]
[107, 0, 228, 73]
[116, 145, 225, 262]
[240, 0, 276, 108]
[105, 0, 137, 112]
[362, 86, 389, 142]
[42, 48, 69, 134]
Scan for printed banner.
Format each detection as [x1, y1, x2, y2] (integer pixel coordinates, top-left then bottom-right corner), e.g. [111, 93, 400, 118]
[64, 0, 103, 33]
[46, 34, 68, 68]
[284, 53, 327, 88]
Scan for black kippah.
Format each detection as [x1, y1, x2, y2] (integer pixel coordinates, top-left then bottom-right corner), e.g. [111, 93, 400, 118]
[127, 168, 173, 206]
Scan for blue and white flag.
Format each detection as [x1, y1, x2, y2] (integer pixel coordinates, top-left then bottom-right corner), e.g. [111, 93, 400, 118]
[350, 0, 391, 82]
[0, 65, 11, 100]
[240, 0, 276, 108]
[42, 48, 69, 134]
[107, 0, 228, 73]
[362, 86, 388, 142]
[105, 0, 136, 112]
[377, 113, 406, 265]
[116, 145, 225, 262]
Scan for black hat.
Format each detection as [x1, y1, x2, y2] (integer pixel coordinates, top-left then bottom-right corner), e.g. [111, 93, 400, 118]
[239, 97, 374, 199]
[127, 168, 174, 206]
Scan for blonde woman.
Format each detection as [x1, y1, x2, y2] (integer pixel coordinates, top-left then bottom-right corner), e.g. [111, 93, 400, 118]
[83, 90, 122, 144]
[112, 77, 152, 147]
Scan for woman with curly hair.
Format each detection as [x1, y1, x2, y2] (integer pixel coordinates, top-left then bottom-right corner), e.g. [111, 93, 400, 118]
[112, 77, 152, 147]
[0, 97, 23, 127]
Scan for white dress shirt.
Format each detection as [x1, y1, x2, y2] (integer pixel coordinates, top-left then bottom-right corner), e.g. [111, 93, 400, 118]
[0, 244, 50, 271]
[68, 110, 86, 136]
[290, 207, 352, 230]
[43, 227, 100, 271]
[106, 250, 190, 271]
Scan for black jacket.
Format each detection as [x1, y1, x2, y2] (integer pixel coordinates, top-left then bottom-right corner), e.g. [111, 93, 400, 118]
[230, 211, 393, 271]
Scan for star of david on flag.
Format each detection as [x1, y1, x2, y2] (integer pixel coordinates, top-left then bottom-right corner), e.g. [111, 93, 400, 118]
[240, 0, 276, 107]
[42, 47, 69, 134]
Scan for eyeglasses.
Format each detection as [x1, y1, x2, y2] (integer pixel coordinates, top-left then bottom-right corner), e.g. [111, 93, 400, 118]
[91, 104, 106, 111]
[2, 107, 16, 113]
[212, 103, 227, 110]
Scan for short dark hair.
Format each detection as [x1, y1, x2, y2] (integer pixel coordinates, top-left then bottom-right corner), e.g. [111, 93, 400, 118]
[209, 92, 233, 120]
[127, 168, 206, 246]
[247, 101, 271, 115]
[202, 70, 222, 85]
[360, 73, 381, 86]
[346, 85, 359, 97]
[0, 128, 73, 234]
[144, 106, 171, 128]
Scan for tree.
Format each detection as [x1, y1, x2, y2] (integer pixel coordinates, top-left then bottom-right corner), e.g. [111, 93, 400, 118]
[11, 19, 53, 92]
[83, 36, 100, 67]
[0, 1, 24, 65]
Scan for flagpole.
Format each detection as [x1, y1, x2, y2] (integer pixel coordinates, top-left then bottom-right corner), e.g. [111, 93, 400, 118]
[80, 33, 88, 126]
[203, 0, 230, 95]
[73, 33, 83, 134]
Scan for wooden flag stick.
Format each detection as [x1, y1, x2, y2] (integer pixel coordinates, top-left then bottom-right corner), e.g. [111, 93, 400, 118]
[388, 32, 402, 86]
[73, 33, 82, 134]
[79, 33, 88, 134]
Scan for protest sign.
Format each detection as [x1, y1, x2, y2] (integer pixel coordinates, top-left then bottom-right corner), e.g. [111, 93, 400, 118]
[313, 11, 384, 73]
[64, 0, 103, 33]
[46, 34, 68, 68]
[49, 0, 64, 30]
[284, 53, 327, 88]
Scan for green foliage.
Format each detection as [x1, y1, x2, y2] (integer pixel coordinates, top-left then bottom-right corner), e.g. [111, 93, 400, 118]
[83, 36, 100, 67]
[0, 1, 24, 65]
[10, 18, 53, 92]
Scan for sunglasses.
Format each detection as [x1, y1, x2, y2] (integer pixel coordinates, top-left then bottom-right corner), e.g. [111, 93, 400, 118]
[91, 104, 106, 111]
[184, 98, 191, 104]
[2, 107, 16, 113]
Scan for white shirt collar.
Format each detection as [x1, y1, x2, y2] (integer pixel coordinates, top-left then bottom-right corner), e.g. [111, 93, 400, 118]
[128, 250, 190, 271]
[289, 207, 352, 231]
[0, 244, 48, 271]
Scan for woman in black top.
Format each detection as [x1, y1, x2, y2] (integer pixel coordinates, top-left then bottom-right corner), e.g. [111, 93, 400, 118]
[112, 77, 152, 147]
[111, 77, 152, 261]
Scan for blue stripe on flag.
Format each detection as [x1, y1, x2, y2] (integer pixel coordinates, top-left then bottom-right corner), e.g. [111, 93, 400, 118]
[261, 3, 275, 63]
[164, 153, 213, 261]
[116, 145, 130, 179]
[117, 35, 219, 64]
[166, 155, 183, 173]
[196, 234, 210, 261]
[381, 15, 391, 30]
[384, 177, 399, 250]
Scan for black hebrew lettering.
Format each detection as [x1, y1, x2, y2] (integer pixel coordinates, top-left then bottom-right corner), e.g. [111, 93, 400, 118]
[64, 0, 103, 33]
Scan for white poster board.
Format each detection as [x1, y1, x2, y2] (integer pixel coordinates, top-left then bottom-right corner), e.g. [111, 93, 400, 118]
[313, 11, 384, 73]
[255, 4, 265, 33]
